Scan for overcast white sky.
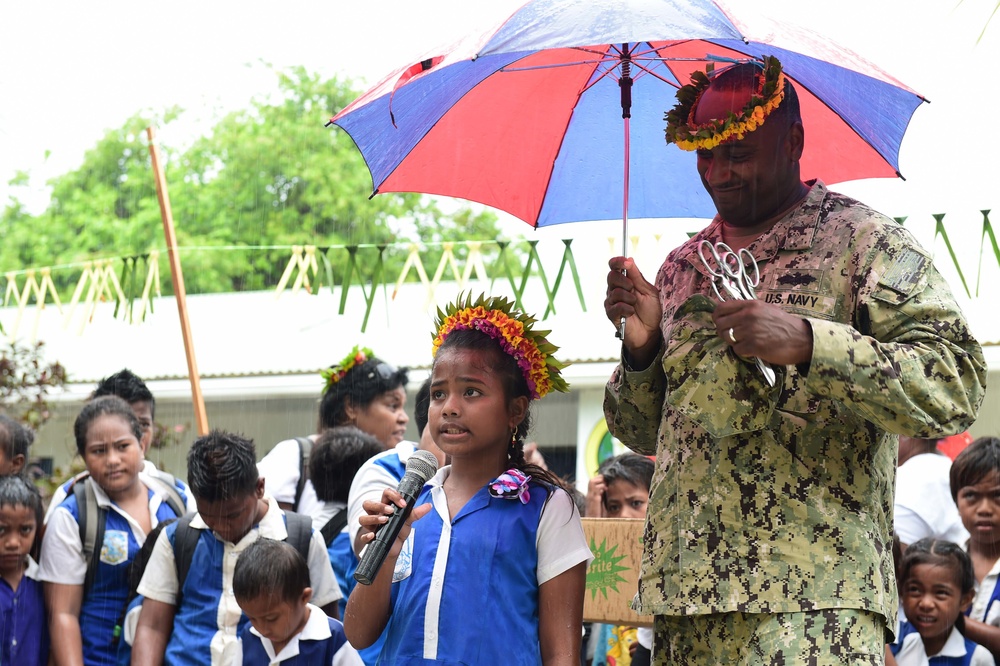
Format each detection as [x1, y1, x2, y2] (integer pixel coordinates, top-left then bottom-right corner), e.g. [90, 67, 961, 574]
[1, 0, 998, 243]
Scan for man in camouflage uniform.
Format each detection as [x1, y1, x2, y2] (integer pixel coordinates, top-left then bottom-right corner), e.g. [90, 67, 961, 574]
[604, 57, 986, 664]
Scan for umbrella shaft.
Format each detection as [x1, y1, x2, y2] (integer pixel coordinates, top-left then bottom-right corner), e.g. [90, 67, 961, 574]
[618, 114, 630, 341]
[622, 116, 630, 254]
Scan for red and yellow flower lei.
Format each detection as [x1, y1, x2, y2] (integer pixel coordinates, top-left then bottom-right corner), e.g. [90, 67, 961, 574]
[665, 55, 785, 151]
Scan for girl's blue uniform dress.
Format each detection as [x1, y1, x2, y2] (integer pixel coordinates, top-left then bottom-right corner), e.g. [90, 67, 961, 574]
[39, 484, 187, 666]
[378, 468, 591, 666]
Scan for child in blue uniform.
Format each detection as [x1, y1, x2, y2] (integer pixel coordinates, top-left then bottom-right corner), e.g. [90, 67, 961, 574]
[131, 429, 342, 666]
[309, 425, 384, 616]
[891, 538, 993, 665]
[39, 396, 188, 666]
[232, 538, 362, 665]
[345, 294, 592, 665]
[950, 436, 1000, 658]
[344, 377, 445, 666]
[44, 368, 196, 523]
[0, 473, 48, 666]
[587, 453, 654, 666]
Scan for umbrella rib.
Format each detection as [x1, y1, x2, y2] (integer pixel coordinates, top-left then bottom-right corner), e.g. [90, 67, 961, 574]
[579, 61, 626, 94]
[573, 45, 615, 57]
[501, 55, 724, 75]
[631, 61, 681, 87]
[626, 44, 662, 59]
[500, 59, 619, 73]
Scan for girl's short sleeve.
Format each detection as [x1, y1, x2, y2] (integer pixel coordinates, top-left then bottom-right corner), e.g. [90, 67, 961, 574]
[36, 505, 87, 585]
[536, 488, 593, 585]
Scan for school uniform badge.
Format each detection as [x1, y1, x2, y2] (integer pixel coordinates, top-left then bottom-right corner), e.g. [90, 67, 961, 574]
[100, 530, 129, 565]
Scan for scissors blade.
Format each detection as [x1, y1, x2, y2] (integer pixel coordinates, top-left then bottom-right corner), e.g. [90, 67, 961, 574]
[753, 356, 776, 386]
[720, 278, 746, 300]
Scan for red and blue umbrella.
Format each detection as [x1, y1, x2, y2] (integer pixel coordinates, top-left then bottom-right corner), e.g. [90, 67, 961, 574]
[331, 0, 925, 229]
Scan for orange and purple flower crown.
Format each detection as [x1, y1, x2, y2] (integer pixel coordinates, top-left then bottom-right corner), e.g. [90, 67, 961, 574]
[665, 55, 786, 151]
[431, 294, 569, 400]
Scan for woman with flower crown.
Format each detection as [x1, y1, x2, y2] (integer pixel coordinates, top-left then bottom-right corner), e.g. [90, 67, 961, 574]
[344, 294, 592, 665]
[256, 346, 412, 624]
[258, 345, 412, 517]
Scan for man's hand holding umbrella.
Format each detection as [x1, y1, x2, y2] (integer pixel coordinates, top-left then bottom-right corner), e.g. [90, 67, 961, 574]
[605, 256, 662, 370]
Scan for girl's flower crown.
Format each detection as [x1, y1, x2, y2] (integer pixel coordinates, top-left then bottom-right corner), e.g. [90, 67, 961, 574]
[664, 55, 785, 152]
[431, 293, 569, 400]
[321, 345, 374, 391]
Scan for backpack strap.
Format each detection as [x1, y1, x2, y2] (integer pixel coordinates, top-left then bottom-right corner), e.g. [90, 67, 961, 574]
[143, 471, 187, 518]
[318, 508, 349, 547]
[72, 476, 107, 595]
[292, 437, 313, 512]
[283, 511, 314, 564]
[172, 510, 312, 603]
[172, 513, 200, 603]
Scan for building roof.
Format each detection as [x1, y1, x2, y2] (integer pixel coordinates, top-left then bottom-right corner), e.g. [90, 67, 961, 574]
[0, 273, 624, 399]
[3, 229, 997, 402]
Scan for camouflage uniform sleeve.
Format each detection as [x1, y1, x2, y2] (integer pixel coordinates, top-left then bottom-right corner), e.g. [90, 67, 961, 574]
[603, 349, 666, 456]
[803, 229, 987, 437]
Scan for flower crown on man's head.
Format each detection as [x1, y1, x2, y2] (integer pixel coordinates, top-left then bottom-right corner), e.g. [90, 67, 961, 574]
[321, 345, 374, 392]
[664, 55, 786, 152]
[431, 293, 569, 400]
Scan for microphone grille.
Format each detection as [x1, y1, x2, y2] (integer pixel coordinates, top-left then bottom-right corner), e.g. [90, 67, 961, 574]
[405, 450, 440, 483]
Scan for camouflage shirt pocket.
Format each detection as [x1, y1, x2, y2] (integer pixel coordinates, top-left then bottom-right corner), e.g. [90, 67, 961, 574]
[663, 295, 781, 438]
[775, 364, 821, 416]
[871, 245, 930, 306]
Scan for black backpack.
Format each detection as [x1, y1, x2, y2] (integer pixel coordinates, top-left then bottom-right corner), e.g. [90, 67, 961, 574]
[292, 435, 349, 547]
[318, 508, 349, 547]
[171, 510, 314, 604]
[109, 510, 315, 646]
[73, 473, 188, 593]
[292, 436, 313, 512]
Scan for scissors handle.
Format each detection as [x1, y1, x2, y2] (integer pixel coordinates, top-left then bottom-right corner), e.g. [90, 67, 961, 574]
[699, 241, 742, 301]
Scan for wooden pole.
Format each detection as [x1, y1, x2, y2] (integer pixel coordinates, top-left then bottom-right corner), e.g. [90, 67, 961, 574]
[146, 126, 210, 436]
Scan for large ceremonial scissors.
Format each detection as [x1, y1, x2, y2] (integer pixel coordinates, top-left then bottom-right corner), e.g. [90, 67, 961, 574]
[697, 240, 776, 387]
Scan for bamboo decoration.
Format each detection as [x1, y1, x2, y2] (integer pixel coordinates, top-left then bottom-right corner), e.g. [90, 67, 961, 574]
[3, 269, 63, 342]
[137, 251, 162, 322]
[147, 127, 209, 436]
[274, 245, 321, 296]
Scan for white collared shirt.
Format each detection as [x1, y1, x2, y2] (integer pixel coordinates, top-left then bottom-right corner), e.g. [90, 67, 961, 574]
[226, 603, 362, 666]
[894, 625, 993, 665]
[137, 496, 342, 666]
[43, 460, 196, 524]
[37, 476, 173, 584]
[969, 551, 1000, 625]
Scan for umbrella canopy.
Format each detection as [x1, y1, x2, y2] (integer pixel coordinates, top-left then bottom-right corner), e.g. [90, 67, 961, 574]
[331, 0, 925, 227]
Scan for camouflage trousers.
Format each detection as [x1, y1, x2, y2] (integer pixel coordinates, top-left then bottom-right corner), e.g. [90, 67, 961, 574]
[652, 609, 885, 665]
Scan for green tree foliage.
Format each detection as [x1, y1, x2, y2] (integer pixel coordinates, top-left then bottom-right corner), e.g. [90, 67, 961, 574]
[0, 340, 67, 430]
[0, 66, 503, 294]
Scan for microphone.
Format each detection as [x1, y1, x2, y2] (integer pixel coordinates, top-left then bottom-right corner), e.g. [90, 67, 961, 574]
[353, 450, 439, 585]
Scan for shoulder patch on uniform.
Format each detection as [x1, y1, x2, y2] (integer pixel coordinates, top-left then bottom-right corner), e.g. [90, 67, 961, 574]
[878, 247, 928, 295]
